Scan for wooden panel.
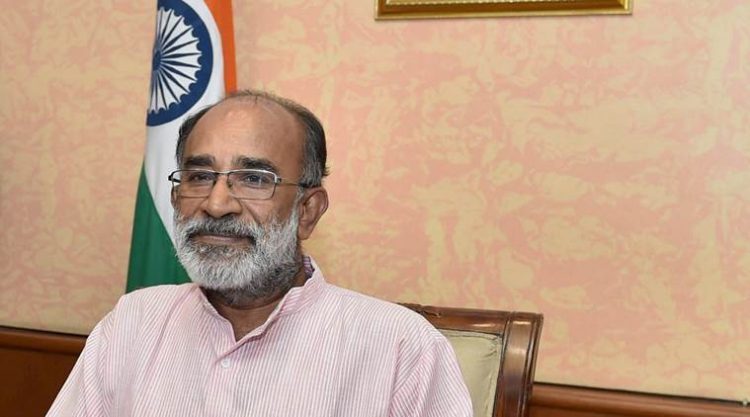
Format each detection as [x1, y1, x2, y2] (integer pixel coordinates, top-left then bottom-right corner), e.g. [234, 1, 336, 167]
[530, 383, 749, 417]
[0, 326, 85, 417]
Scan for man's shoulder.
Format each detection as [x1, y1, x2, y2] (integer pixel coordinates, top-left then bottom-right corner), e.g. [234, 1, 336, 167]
[325, 283, 410, 314]
[112, 283, 198, 320]
[322, 283, 441, 340]
[121, 282, 197, 302]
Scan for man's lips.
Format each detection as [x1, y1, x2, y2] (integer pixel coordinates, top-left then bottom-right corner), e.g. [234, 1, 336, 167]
[190, 234, 253, 247]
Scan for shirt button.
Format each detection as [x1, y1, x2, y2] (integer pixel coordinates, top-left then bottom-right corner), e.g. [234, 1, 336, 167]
[220, 358, 231, 369]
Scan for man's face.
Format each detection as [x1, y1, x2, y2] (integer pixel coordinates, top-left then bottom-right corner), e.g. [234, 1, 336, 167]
[172, 99, 307, 299]
[175, 99, 305, 229]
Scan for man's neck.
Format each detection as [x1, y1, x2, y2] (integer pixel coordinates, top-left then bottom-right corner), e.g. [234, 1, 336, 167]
[204, 269, 308, 341]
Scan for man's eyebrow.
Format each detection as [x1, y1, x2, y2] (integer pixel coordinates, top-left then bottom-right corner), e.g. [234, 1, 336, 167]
[183, 155, 215, 168]
[234, 156, 279, 173]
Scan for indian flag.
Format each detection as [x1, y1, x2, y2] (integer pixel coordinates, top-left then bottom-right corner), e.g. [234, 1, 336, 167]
[127, 0, 236, 292]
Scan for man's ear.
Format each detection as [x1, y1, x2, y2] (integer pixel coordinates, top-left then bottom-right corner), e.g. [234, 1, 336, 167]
[171, 186, 178, 209]
[297, 187, 329, 241]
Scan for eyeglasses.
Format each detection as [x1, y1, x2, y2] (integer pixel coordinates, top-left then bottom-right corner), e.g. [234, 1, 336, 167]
[168, 169, 304, 200]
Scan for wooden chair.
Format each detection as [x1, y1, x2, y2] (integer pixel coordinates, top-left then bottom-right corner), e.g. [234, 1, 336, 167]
[402, 304, 543, 417]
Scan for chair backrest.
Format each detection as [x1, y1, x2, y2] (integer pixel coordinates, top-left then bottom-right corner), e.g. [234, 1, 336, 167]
[402, 304, 543, 417]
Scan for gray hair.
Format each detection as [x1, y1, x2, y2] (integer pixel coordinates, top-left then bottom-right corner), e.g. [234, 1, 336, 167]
[175, 89, 330, 187]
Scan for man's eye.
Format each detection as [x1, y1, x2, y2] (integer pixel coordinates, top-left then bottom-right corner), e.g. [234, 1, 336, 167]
[185, 172, 215, 183]
[235, 172, 272, 188]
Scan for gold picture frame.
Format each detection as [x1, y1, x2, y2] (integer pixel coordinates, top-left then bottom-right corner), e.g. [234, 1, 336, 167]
[375, 0, 632, 20]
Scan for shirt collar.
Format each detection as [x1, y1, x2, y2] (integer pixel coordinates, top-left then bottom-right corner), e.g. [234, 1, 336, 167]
[195, 256, 326, 325]
[276, 256, 324, 316]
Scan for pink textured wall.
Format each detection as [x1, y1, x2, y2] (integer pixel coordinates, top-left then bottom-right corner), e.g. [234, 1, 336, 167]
[1, 0, 748, 401]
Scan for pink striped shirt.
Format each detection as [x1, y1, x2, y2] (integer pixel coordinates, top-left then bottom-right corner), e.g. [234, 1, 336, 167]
[48, 258, 472, 416]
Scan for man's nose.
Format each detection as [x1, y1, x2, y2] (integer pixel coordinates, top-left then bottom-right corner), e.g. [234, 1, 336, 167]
[200, 175, 243, 218]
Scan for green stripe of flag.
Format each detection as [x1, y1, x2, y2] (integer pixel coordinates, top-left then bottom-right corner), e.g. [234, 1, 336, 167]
[126, 167, 189, 292]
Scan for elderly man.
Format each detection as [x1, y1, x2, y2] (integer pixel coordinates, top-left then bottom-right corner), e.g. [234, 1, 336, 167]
[48, 90, 472, 417]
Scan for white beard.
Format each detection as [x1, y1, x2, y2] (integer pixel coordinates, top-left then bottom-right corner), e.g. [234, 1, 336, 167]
[173, 207, 301, 303]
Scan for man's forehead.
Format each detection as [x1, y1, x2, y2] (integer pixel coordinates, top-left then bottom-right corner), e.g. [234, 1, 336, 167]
[197, 98, 298, 133]
[187, 99, 302, 146]
[181, 98, 304, 170]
